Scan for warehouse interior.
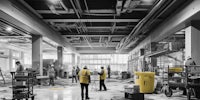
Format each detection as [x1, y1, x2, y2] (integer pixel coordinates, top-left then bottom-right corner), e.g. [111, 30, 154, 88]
[0, 0, 200, 100]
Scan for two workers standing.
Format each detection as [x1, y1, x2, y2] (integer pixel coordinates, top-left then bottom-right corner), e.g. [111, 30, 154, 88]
[78, 66, 108, 99]
[72, 66, 80, 83]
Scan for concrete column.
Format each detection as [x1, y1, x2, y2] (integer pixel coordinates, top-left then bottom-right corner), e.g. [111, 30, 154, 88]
[57, 46, 63, 77]
[77, 55, 80, 66]
[57, 46, 63, 67]
[32, 35, 43, 75]
[72, 53, 75, 65]
[9, 49, 13, 71]
[185, 26, 200, 64]
[21, 51, 24, 64]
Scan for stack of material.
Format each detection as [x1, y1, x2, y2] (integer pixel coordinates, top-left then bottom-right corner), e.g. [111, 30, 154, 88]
[111, 96, 127, 100]
[124, 84, 144, 100]
[124, 84, 140, 94]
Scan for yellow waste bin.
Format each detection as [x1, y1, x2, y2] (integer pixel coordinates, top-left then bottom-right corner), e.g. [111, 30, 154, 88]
[134, 72, 155, 93]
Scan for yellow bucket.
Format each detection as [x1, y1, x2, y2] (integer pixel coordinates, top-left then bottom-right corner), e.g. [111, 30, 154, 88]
[135, 72, 155, 93]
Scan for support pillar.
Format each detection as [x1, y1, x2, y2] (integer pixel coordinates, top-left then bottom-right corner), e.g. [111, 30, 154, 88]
[77, 55, 80, 66]
[57, 46, 63, 77]
[32, 35, 43, 75]
[185, 26, 200, 64]
[57, 46, 63, 67]
[21, 51, 24, 64]
[72, 53, 75, 66]
[9, 49, 13, 71]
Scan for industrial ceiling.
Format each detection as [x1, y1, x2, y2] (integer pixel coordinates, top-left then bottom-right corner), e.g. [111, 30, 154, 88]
[0, 0, 188, 54]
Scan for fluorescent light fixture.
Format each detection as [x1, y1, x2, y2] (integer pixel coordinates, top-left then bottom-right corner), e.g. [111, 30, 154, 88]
[48, 0, 60, 4]
[141, 0, 154, 4]
[6, 26, 13, 32]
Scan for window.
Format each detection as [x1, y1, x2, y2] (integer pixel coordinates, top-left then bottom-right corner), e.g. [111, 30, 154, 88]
[63, 54, 72, 63]
[80, 54, 128, 71]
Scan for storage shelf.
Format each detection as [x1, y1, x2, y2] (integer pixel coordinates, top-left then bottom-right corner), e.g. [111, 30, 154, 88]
[11, 71, 36, 100]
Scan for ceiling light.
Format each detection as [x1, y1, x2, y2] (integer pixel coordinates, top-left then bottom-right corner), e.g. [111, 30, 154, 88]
[141, 0, 154, 4]
[48, 0, 60, 5]
[6, 26, 13, 32]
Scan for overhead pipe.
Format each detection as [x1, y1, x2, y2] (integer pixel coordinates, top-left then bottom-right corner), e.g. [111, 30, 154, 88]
[75, 0, 83, 14]
[71, 0, 88, 32]
[111, 16, 116, 34]
[84, 0, 89, 12]
[82, 13, 116, 16]
[128, 0, 176, 50]
[116, 0, 166, 50]
[70, 0, 81, 18]
[139, 0, 177, 34]
[70, 0, 92, 49]
[121, 0, 176, 50]
[60, 0, 69, 12]
[83, 37, 93, 49]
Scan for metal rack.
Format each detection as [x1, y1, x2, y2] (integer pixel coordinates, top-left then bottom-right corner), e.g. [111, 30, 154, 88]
[11, 71, 35, 100]
[0, 68, 5, 84]
[164, 65, 200, 100]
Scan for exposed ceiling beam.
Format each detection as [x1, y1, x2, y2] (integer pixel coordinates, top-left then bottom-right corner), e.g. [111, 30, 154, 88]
[63, 35, 125, 37]
[36, 9, 148, 14]
[44, 19, 140, 22]
[55, 26, 133, 29]
[19, 0, 43, 18]
[37, 9, 115, 14]
[73, 43, 117, 47]
[77, 48, 130, 54]
[87, 26, 133, 29]
[85, 30, 129, 32]
[0, 36, 31, 38]
[71, 42, 118, 45]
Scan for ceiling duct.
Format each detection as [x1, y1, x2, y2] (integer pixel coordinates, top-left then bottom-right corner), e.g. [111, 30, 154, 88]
[122, 0, 141, 13]
[116, 0, 166, 51]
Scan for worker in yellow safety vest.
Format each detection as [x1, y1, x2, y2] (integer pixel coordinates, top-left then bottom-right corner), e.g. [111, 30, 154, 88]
[98, 66, 107, 91]
[79, 66, 91, 100]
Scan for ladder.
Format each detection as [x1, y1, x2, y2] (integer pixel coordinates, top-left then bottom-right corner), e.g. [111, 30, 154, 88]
[0, 68, 5, 84]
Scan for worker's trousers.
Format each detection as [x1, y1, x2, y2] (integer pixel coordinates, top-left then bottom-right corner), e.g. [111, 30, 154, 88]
[49, 77, 55, 86]
[80, 83, 89, 99]
[99, 80, 107, 90]
[72, 75, 77, 83]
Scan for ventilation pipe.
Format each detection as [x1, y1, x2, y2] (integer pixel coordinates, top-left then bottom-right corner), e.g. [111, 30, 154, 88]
[116, 0, 166, 51]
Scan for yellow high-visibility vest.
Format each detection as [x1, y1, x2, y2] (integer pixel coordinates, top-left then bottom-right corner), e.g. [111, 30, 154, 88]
[100, 69, 107, 80]
[79, 69, 90, 84]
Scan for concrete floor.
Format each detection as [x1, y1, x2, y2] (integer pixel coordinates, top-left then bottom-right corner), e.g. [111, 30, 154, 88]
[0, 78, 198, 100]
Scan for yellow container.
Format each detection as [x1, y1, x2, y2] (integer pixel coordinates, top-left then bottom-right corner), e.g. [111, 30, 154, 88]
[134, 72, 155, 93]
[169, 67, 183, 72]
